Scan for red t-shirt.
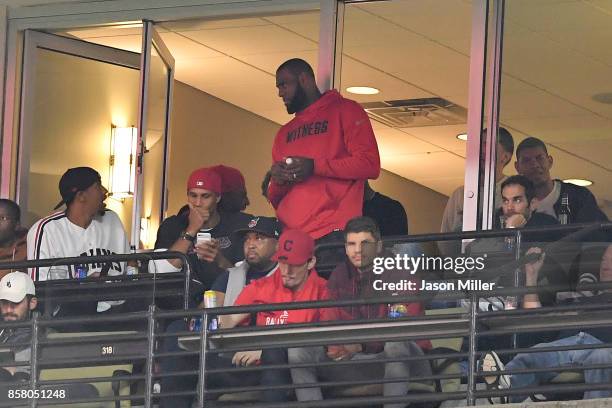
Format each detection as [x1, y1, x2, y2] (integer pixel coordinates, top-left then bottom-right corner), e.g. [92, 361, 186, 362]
[234, 268, 337, 326]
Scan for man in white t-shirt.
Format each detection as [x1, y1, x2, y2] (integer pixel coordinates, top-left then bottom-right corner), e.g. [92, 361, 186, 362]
[27, 167, 130, 282]
[27, 167, 135, 319]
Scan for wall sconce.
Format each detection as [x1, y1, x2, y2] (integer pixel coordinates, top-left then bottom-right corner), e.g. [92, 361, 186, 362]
[140, 216, 150, 248]
[109, 125, 137, 198]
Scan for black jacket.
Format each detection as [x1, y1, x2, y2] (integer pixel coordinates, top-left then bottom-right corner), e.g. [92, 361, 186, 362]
[155, 206, 251, 291]
[554, 180, 608, 224]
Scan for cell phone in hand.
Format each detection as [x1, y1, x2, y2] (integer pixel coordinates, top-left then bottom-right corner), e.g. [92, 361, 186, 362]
[196, 232, 212, 246]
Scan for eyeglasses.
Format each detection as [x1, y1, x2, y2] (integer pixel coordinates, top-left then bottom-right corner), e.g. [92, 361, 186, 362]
[0, 216, 15, 222]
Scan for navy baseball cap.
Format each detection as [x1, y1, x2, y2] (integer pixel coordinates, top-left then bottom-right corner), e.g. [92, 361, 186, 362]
[233, 216, 282, 239]
[54, 167, 102, 210]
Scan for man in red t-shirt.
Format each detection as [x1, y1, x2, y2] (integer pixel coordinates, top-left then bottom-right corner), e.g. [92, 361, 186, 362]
[288, 216, 432, 408]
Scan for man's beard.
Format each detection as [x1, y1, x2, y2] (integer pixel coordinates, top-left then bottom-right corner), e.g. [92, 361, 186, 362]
[286, 84, 307, 114]
[247, 257, 274, 271]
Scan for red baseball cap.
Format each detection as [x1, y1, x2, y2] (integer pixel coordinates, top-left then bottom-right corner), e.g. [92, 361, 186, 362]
[272, 229, 315, 265]
[187, 167, 222, 194]
[210, 165, 246, 193]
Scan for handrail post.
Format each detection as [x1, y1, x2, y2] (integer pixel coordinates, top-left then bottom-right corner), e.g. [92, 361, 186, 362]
[467, 293, 478, 406]
[512, 229, 522, 349]
[29, 311, 39, 408]
[183, 260, 191, 310]
[144, 304, 156, 408]
[197, 310, 209, 407]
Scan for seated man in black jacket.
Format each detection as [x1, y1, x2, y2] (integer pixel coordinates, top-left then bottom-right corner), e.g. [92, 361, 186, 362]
[153, 167, 250, 290]
[469, 175, 562, 307]
[497, 175, 558, 230]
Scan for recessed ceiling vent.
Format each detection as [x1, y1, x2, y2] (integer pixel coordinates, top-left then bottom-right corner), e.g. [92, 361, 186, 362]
[361, 97, 466, 128]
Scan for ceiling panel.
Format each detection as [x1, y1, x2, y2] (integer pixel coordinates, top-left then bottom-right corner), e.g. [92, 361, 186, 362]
[175, 56, 273, 87]
[263, 12, 320, 41]
[339, 58, 434, 103]
[500, 89, 592, 120]
[507, 115, 612, 144]
[238, 50, 318, 79]
[181, 25, 317, 57]
[503, 28, 612, 104]
[587, 0, 612, 13]
[555, 139, 612, 173]
[160, 17, 269, 32]
[355, 0, 472, 54]
[375, 127, 445, 156]
[158, 32, 224, 60]
[403, 124, 469, 153]
[506, 1, 611, 34]
[343, 46, 469, 105]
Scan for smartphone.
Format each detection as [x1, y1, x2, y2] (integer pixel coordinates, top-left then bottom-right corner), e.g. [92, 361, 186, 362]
[196, 232, 212, 246]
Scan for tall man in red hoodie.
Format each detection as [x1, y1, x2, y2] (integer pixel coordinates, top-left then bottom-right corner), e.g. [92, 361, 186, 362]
[269, 58, 381, 271]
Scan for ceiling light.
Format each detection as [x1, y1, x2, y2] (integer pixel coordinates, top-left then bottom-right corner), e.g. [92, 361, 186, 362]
[456, 133, 468, 141]
[346, 86, 379, 95]
[563, 178, 593, 187]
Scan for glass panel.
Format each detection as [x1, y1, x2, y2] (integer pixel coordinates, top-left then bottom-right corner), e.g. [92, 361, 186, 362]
[140, 42, 171, 248]
[339, 0, 472, 243]
[499, 0, 612, 224]
[27, 48, 140, 235]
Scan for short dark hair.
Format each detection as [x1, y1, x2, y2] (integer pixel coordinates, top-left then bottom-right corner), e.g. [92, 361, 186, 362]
[501, 175, 535, 203]
[277, 58, 315, 79]
[516, 137, 548, 160]
[498, 127, 514, 156]
[0, 199, 20, 222]
[344, 216, 381, 242]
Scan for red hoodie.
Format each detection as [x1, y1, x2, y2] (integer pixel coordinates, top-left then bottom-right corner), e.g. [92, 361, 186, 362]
[268, 90, 380, 239]
[234, 268, 338, 326]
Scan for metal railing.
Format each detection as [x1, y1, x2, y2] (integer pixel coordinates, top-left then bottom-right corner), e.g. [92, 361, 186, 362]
[0, 223, 609, 407]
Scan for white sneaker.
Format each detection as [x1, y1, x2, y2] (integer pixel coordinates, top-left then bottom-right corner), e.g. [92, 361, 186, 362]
[482, 351, 511, 389]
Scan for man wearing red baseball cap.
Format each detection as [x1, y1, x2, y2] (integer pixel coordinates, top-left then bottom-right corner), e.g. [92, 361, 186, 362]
[217, 229, 337, 403]
[221, 229, 334, 328]
[154, 167, 250, 290]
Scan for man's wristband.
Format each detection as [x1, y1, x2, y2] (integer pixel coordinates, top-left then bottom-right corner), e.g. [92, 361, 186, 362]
[181, 232, 196, 243]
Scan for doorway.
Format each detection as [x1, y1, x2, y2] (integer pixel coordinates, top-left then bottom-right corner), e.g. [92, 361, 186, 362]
[16, 22, 174, 250]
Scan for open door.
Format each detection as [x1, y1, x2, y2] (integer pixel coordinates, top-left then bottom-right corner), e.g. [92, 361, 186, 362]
[132, 21, 175, 250]
[14, 24, 174, 250]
